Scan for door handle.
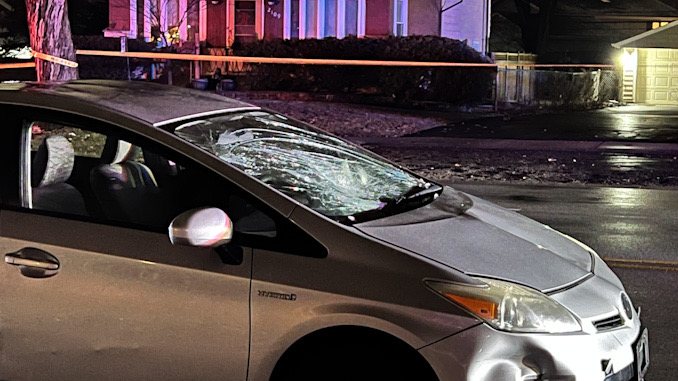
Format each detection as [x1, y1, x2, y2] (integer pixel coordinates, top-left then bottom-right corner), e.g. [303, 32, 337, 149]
[4, 247, 60, 278]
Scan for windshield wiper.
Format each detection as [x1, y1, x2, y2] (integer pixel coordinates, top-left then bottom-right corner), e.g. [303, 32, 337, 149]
[337, 182, 443, 225]
[382, 183, 441, 205]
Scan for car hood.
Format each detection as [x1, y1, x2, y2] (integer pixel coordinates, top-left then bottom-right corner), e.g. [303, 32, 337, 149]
[354, 187, 592, 292]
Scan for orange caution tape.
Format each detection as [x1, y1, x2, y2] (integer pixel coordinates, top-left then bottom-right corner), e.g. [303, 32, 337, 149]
[0, 62, 36, 70]
[31, 49, 79, 68]
[76, 49, 616, 69]
[76, 49, 499, 67]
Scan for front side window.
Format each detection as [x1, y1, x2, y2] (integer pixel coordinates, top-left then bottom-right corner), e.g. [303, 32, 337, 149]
[173, 111, 437, 222]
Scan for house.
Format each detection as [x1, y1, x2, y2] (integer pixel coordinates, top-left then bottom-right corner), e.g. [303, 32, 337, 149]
[612, 20, 678, 104]
[440, 0, 491, 54]
[105, 0, 491, 53]
[491, 0, 678, 63]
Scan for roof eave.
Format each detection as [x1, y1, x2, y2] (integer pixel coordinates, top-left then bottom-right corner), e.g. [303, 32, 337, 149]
[612, 19, 678, 49]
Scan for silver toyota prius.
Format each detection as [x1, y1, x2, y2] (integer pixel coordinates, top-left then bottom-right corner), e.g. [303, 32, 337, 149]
[0, 80, 648, 381]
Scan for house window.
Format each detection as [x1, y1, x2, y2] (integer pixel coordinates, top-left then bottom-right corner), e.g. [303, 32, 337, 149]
[147, 0, 188, 45]
[285, 0, 364, 39]
[393, 0, 407, 36]
[651, 21, 669, 30]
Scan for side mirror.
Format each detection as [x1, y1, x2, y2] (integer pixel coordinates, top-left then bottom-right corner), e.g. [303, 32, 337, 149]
[169, 207, 233, 248]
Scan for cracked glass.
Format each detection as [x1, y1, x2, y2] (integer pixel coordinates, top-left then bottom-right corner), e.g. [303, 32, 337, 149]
[174, 111, 423, 218]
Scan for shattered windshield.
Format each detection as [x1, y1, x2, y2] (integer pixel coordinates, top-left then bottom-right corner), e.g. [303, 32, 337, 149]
[174, 111, 428, 219]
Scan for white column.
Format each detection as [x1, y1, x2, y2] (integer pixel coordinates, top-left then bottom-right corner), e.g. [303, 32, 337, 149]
[357, 0, 365, 37]
[317, 0, 325, 38]
[485, 0, 492, 54]
[160, 0, 168, 38]
[226, 0, 234, 46]
[299, 0, 307, 38]
[130, 0, 138, 37]
[402, 0, 408, 36]
[179, 0, 188, 41]
[199, 0, 207, 41]
[257, 0, 264, 39]
[143, 0, 152, 41]
[336, 0, 345, 38]
[283, 0, 291, 38]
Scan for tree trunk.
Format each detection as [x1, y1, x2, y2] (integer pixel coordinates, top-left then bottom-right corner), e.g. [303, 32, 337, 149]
[513, 0, 556, 55]
[25, 0, 79, 81]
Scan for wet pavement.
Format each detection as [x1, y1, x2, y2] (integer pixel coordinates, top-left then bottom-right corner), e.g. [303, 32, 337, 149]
[409, 104, 678, 142]
[353, 104, 678, 188]
[368, 146, 678, 187]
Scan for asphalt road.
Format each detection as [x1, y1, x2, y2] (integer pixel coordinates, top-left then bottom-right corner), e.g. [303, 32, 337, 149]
[447, 182, 677, 381]
[413, 104, 678, 142]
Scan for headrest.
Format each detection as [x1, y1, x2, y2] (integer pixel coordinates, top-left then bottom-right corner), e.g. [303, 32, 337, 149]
[31, 135, 75, 188]
[101, 138, 140, 164]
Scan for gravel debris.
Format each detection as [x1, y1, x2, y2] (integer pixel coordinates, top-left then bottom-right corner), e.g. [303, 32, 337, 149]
[243, 99, 447, 138]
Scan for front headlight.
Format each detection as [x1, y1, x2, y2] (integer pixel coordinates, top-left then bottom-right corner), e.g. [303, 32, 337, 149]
[426, 278, 582, 333]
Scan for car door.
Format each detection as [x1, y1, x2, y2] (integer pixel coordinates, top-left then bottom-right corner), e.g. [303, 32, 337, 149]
[0, 109, 254, 380]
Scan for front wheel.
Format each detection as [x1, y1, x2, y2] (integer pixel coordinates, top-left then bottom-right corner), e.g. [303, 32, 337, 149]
[272, 340, 438, 381]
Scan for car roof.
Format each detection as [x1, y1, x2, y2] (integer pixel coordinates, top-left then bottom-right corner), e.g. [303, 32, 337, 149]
[0, 79, 258, 125]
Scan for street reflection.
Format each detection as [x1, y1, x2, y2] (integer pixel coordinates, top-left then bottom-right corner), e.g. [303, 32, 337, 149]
[600, 187, 639, 207]
[602, 154, 657, 171]
[610, 114, 640, 139]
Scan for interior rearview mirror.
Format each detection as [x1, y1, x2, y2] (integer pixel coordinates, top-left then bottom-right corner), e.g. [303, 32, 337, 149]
[169, 207, 233, 248]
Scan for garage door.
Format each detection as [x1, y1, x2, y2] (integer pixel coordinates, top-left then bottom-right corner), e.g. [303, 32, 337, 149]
[636, 48, 678, 104]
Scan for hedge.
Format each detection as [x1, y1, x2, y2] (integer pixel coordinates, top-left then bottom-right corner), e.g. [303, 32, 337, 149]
[232, 36, 495, 105]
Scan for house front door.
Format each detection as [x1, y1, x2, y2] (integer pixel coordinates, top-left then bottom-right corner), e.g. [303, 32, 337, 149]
[234, 0, 258, 44]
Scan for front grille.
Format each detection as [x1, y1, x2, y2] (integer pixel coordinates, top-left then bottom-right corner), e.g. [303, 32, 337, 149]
[593, 314, 624, 331]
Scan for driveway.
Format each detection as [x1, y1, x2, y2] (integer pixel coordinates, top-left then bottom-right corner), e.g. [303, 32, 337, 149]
[410, 104, 678, 142]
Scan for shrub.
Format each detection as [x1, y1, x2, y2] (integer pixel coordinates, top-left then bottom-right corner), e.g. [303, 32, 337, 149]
[73, 35, 155, 80]
[232, 36, 495, 105]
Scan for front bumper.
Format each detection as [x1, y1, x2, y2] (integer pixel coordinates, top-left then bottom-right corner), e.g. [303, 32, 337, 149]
[419, 321, 643, 381]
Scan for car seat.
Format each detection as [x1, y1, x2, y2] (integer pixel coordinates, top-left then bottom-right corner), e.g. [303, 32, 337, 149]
[90, 139, 169, 228]
[31, 135, 87, 216]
